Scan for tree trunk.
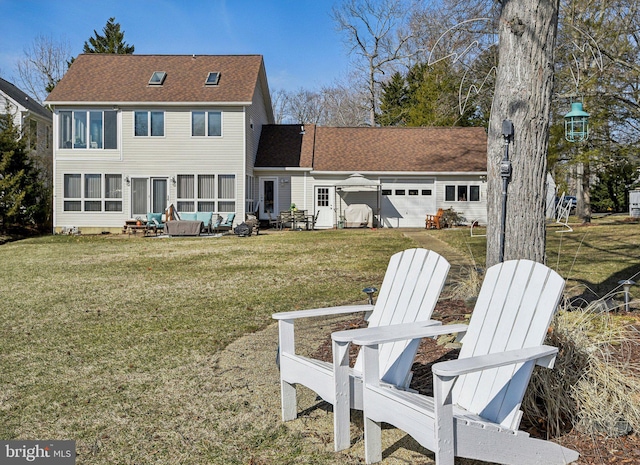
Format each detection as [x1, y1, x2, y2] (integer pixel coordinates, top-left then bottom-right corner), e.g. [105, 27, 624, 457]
[576, 162, 592, 223]
[486, 0, 560, 267]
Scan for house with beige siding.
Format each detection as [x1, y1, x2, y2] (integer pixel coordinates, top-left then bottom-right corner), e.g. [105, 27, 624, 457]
[46, 53, 487, 232]
[254, 125, 487, 228]
[46, 54, 273, 233]
[1, 77, 53, 187]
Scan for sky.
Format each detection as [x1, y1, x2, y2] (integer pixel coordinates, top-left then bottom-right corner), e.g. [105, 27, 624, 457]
[0, 0, 352, 96]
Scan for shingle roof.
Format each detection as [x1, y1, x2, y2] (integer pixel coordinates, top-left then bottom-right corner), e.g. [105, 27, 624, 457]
[0, 77, 52, 120]
[46, 54, 266, 104]
[255, 125, 487, 172]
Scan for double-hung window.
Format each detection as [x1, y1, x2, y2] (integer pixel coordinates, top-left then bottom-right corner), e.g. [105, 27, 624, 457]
[191, 111, 222, 137]
[134, 111, 164, 137]
[63, 174, 123, 212]
[59, 110, 117, 149]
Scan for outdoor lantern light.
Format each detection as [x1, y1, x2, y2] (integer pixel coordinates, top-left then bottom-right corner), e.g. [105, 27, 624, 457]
[618, 279, 635, 312]
[362, 287, 378, 305]
[564, 101, 590, 142]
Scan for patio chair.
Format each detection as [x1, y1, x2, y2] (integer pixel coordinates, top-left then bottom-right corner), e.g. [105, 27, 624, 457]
[146, 212, 164, 233]
[273, 248, 450, 451]
[213, 213, 236, 233]
[425, 208, 444, 229]
[267, 211, 280, 229]
[349, 259, 579, 464]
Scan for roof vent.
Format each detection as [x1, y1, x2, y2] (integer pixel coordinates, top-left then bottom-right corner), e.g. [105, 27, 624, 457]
[205, 72, 220, 86]
[149, 71, 167, 85]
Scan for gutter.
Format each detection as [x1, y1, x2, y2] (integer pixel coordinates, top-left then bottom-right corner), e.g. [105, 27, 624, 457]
[45, 101, 252, 107]
[309, 170, 487, 176]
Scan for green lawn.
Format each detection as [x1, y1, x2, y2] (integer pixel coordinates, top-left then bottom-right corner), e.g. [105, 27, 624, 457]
[1, 223, 638, 464]
[0, 230, 414, 464]
[429, 215, 640, 301]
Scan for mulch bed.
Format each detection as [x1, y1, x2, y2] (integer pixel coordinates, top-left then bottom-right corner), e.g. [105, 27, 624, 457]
[312, 299, 640, 464]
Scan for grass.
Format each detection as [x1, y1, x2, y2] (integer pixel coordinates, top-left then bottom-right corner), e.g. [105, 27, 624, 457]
[430, 215, 640, 300]
[0, 229, 413, 464]
[2, 221, 639, 463]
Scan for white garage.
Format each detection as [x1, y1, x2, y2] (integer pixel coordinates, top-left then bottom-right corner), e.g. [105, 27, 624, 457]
[380, 178, 436, 228]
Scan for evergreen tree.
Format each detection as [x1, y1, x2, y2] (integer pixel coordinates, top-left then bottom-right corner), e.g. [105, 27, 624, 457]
[405, 61, 472, 127]
[83, 17, 135, 54]
[377, 72, 408, 126]
[0, 106, 48, 231]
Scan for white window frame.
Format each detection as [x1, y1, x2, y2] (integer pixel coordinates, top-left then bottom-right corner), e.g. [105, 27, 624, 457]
[191, 111, 222, 137]
[58, 110, 118, 149]
[134, 111, 165, 137]
[176, 174, 234, 212]
[445, 184, 481, 202]
[62, 173, 123, 212]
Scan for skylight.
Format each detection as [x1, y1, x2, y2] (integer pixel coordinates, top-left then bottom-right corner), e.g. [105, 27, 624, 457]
[205, 72, 220, 86]
[149, 71, 167, 85]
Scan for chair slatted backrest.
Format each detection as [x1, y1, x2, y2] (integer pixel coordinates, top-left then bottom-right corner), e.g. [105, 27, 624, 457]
[353, 248, 450, 386]
[452, 260, 565, 429]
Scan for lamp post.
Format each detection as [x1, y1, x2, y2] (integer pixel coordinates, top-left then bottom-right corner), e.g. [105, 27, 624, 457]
[618, 280, 635, 312]
[564, 102, 590, 143]
[499, 120, 513, 263]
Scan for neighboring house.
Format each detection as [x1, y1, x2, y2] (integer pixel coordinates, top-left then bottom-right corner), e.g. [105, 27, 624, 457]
[45, 54, 273, 233]
[0, 77, 53, 187]
[254, 124, 487, 228]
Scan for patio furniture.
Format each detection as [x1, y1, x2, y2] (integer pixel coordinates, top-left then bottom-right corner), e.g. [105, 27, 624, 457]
[425, 208, 445, 229]
[164, 220, 202, 236]
[273, 248, 450, 451]
[213, 213, 236, 233]
[351, 259, 578, 465]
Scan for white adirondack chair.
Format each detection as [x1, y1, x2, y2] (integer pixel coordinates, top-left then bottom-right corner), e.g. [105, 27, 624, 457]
[272, 248, 450, 451]
[347, 259, 580, 465]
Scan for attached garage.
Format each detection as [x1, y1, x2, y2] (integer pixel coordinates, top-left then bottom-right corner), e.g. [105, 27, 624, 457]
[380, 178, 435, 228]
[255, 125, 488, 228]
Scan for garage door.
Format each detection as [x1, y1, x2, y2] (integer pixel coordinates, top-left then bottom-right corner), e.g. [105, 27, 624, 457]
[380, 179, 435, 228]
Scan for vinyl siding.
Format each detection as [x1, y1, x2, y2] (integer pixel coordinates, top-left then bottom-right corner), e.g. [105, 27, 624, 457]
[54, 106, 249, 230]
[258, 171, 488, 228]
[435, 175, 487, 224]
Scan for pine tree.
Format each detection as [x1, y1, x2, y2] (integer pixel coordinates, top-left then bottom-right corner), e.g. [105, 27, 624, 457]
[83, 17, 135, 54]
[377, 72, 409, 126]
[0, 106, 47, 231]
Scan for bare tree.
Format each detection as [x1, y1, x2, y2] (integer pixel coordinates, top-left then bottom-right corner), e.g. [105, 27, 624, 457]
[331, 0, 417, 125]
[321, 79, 370, 126]
[16, 34, 72, 104]
[270, 89, 289, 124]
[486, 0, 561, 266]
[284, 88, 327, 124]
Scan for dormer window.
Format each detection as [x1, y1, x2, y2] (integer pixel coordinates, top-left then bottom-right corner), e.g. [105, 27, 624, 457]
[149, 71, 166, 85]
[205, 72, 220, 86]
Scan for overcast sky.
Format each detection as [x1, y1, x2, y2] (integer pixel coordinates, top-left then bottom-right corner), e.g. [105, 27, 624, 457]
[0, 0, 352, 95]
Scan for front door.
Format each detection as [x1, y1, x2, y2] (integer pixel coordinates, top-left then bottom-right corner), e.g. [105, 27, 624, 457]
[314, 186, 335, 228]
[259, 177, 278, 220]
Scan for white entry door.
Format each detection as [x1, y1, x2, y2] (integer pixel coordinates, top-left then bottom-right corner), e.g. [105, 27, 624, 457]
[314, 186, 335, 228]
